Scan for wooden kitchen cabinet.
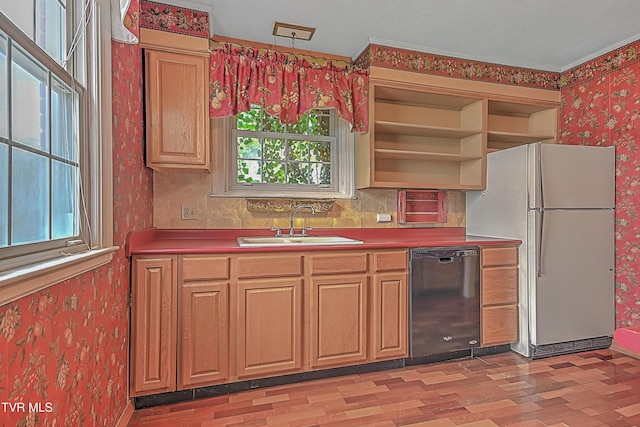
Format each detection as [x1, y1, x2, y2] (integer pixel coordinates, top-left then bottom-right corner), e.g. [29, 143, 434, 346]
[130, 248, 408, 397]
[144, 49, 210, 171]
[480, 246, 519, 346]
[309, 275, 369, 369]
[235, 254, 304, 378]
[371, 251, 408, 360]
[487, 100, 557, 152]
[130, 256, 177, 396]
[355, 79, 485, 190]
[308, 252, 369, 369]
[177, 256, 230, 389]
[355, 67, 559, 190]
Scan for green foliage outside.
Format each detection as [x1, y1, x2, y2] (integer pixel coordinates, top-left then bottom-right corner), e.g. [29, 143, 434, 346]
[236, 105, 332, 185]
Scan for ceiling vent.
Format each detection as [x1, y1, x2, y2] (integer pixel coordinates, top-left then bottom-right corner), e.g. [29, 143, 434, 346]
[272, 22, 315, 41]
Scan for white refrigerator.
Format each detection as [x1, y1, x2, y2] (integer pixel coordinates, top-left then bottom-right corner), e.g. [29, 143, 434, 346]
[466, 143, 615, 358]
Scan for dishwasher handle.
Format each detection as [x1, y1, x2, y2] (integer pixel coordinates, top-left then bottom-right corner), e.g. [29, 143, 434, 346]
[410, 247, 479, 260]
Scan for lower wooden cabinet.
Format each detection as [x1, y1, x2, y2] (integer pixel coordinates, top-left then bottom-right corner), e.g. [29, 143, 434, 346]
[178, 281, 229, 389]
[236, 278, 303, 378]
[309, 275, 368, 369]
[480, 246, 519, 346]
[371, 273, 408, 360]
[130, 256, 177, 397]
[130, 249, 408, 396]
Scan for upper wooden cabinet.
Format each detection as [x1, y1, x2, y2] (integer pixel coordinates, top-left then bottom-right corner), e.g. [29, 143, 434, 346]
[355, 67, 559, 190]
[355, 80, 485, 190]
[144, 49, 211, 172]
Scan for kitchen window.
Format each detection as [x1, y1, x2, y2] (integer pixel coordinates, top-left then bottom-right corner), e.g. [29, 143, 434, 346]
[213, 105, 354, 199]
[0, 1, 115, 303]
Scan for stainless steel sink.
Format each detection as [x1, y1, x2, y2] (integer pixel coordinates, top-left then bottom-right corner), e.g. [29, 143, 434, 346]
[237, 235, 364, 247]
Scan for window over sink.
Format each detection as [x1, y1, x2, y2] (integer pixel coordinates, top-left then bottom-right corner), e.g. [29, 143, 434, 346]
[213, 104, 354, 199]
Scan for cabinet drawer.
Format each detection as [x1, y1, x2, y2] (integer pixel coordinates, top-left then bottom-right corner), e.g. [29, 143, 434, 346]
[309, 252, 368, 275]
[482, 246, 518, 267]
[482, 305, 518, 346]
[181, 256, 230, 281]
[482, 267, 518, 306]
[236, 254, 303, 279]
[373, 251, 407, 273]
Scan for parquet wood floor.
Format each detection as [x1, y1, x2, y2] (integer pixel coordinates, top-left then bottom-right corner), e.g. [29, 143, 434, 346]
[127, 349, 640, 426]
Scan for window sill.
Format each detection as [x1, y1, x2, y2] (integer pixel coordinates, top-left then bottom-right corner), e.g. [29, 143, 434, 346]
[0, 246, 118, 306]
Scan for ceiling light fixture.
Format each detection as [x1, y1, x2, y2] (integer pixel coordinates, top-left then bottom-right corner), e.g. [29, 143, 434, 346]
[272, 21, 315, 41]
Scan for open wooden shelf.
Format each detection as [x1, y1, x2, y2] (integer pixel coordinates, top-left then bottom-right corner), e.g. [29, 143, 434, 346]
[375, 121, 481, 139]
[487, 100, 557, 150]
[355, 71, 559, 190]
[374, 148, 480, 163]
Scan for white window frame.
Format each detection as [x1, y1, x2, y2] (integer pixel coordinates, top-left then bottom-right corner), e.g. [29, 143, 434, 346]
[212, 110, 355, 199]
[0, 0, 115, 305]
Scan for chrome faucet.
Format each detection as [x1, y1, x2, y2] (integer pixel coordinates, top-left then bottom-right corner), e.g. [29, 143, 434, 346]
[288, 205, 316, 236]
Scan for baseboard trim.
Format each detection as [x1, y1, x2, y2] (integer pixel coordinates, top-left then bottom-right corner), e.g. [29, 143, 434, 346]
[115, 399, 135, 427]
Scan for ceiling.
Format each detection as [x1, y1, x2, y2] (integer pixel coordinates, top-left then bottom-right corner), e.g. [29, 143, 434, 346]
[171, 0, 640, 72]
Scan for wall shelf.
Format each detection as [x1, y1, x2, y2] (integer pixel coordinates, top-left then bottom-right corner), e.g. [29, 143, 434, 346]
[355, 69, 559, 190]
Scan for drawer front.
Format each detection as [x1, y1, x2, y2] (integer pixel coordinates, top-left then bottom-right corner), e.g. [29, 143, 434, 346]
[373, 251, 407, 273]
[236, 254, 303, 279]
[181, 256, 230, 281]
[482, 246, 518, 267]
[309, 252, 368, 275]
[482, 266, 518, 306]
[482, 305, 518, 346]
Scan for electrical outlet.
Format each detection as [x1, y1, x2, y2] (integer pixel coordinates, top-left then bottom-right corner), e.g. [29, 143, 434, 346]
[181, 205, 197, 220]
[376, 213, 392, 223]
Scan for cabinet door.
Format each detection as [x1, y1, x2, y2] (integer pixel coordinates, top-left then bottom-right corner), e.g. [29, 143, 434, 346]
[131, 256, 176, 396]
[310, 275, 368, 369]
[145, 49, 210, 171]
[482, 305, 518, 347]
[178, 282, 229, 389]
[237, 278, 303, 378]
[480, 246, 519, 347]
[371, 273, 408, 360]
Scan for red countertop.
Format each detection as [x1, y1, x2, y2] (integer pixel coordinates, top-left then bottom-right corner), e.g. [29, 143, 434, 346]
[125, 227, 521, 256]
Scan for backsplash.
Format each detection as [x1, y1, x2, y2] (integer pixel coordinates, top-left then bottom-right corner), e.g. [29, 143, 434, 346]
[153, 172, 465, 229]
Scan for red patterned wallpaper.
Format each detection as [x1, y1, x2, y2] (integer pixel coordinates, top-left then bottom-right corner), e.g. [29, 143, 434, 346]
[139, 0, 209, 38]
[560, 63, 640, 328]
[0, 42, 153, 425]
[355, 44, 560, 90]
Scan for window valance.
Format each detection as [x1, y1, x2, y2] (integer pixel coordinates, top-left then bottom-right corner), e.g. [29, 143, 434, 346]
[209, 43, 369, 132]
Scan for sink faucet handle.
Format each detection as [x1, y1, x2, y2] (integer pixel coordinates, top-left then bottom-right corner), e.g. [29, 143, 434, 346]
[270, 227, 282, 237]
[301, 226, 312, 236]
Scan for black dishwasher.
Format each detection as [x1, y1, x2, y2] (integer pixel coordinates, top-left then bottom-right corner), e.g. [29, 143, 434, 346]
[409, 247, 480, 358]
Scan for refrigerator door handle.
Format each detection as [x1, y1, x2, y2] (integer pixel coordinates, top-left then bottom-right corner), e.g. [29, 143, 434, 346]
[537, 142, 545, 209]
[536, 208, 544, 277]
[536, 143, 545, 277]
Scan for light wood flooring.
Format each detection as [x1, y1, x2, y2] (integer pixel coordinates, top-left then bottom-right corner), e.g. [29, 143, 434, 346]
[127, 349, 640, 426]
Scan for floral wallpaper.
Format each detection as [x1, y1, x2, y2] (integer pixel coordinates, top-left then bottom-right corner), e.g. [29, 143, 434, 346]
[139, 0, 209, 38]
[560, 58, 640, 328]
[0, 42, 153, 426]
[355, 44, 561, 90]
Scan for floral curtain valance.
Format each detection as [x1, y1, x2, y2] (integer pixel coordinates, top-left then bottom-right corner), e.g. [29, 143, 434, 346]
[209, 44, 369, 132]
